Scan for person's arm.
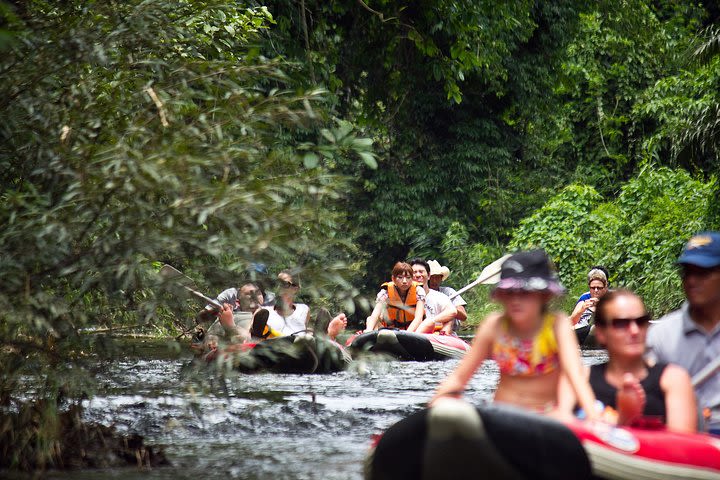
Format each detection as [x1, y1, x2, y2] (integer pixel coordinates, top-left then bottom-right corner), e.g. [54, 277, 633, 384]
[568, 302, 585, 325]
[554, 313, 599, 420]
[365, 302, 385, 331]
[661, 364, 697, 433]
[429, 313, 499, 404]
[197, 288, 234, 323]
[417, 303, 457, 333]
[365, 291, 388, 331]
[406, 299, 426, 332]
[454, 305, 467, 322]
[555, 367, 590, 421]
[433, 302, 457, 324]
[569, 298, 597, 325]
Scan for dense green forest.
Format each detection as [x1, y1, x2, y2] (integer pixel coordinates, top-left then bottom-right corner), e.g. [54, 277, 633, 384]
[1, 0, 719, 469]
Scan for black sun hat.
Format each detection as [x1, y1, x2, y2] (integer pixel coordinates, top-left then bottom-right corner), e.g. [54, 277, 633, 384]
[493, 249, 565, 296]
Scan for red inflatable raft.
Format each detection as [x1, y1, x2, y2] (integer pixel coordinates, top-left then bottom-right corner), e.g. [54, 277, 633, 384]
[367, 400, 720, 480]
[346, 329, 470, 361]
[567, 418, 720, 479]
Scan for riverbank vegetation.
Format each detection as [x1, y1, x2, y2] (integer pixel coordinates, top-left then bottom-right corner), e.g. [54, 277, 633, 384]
[1, 0, 719, 471]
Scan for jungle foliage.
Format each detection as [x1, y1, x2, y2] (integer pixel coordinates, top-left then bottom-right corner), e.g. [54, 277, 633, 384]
[509, 168, 717, 315]
[0, 0, 372, 469]
[260, 0, 719, 285]
[2, 0, 720, 470]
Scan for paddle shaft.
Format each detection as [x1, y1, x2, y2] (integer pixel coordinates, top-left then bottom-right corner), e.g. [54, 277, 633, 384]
[160, 264, 223, 310]
[449, 271, 500, 299]
[692, 355, 720, 388]
[183, 285, 223, 310]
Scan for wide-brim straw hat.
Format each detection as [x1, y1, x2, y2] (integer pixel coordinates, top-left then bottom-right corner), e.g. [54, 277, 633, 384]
[427, 260, 450, 280]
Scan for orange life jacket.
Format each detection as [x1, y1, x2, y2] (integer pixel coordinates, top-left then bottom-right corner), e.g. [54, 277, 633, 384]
[382, 281, 421, 328]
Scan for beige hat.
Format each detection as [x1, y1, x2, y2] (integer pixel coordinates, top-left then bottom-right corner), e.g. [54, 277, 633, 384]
[427, 260, 450, 281]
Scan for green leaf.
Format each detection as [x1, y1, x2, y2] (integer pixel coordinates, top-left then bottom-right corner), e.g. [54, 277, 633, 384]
[359, 151, 377, 169]
[303, 152, 320, 168]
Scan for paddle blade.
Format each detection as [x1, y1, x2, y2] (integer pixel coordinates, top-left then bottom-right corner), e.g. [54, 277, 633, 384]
[449, 254, 511, 299]
[159, 264, 220, 308]
[477, 254, 511, 285]
[160, 264, 182, 278]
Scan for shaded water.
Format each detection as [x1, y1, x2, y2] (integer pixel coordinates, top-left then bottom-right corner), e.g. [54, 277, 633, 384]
[45, 341, 608, 480]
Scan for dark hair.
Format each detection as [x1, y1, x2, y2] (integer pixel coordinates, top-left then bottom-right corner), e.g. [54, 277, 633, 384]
[391, 262, 413, 277]
[407, 257, 430, 275]
[594, 288, 643, 326]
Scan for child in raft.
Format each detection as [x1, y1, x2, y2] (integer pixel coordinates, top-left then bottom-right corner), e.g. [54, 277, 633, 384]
[431, 249, 598, 419]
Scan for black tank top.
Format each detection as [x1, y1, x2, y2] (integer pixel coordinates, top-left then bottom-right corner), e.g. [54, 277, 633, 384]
[589, 362, 667, 419]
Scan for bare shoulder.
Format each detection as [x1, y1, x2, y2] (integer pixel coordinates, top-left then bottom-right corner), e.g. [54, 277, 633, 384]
[485, 311, 504, 325]
[661, 363, 692, 384]
[476, 312, 503, 333]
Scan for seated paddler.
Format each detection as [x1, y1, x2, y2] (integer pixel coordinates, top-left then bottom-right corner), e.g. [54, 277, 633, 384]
[364, 261, 426, 332]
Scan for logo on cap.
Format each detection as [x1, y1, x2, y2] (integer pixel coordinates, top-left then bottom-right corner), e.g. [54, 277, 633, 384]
[687, 235, 714, 249]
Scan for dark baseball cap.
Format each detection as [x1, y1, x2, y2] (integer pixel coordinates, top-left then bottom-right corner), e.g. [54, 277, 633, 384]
[677, 232, 720, 268]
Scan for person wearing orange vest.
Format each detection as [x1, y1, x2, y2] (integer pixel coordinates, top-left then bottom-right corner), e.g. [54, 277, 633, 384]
[365, 261, 426, 331]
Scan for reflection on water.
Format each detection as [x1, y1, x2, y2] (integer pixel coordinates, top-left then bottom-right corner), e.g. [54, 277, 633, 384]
[44, 343, 607, 480]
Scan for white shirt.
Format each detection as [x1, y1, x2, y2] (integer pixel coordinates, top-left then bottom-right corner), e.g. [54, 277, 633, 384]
[206, 311, 253, 337]
[266, 304, 310, 336]
[423, 289, 453, 320]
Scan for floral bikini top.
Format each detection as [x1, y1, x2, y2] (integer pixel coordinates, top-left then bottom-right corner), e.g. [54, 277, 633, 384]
[491, 313, 560, 377]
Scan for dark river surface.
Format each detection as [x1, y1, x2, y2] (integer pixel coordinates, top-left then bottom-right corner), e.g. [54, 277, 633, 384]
[44, 340, 608, 480]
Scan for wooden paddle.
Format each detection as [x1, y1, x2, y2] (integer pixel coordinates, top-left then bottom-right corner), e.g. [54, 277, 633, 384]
[449, 254, 511, 300]
[159, 264, 222, 310]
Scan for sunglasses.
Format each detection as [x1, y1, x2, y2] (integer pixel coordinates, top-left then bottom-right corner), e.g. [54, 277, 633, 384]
[279, 280, 299, 288]
[589, 286, 606, 291]
[600, 314, 651, 329]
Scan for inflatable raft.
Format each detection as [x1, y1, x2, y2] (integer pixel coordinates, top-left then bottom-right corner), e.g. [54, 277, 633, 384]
[346, 329, 470, 361]
[574, 323, 602, 349]
[574, 323, 592, 345]
[366, 400, 720, 480]
[206, 332, 351, 374]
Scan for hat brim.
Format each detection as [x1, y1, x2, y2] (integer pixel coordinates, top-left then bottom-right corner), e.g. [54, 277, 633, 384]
[677, 254, 720, 269]
[440, 266, 450, 281]
[492, 277, 565, 296]
[429, 267, 450, 281]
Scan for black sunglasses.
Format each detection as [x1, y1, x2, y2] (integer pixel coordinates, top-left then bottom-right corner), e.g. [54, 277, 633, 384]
[599, 314, 651, 329]
[279, 280, 299, 288]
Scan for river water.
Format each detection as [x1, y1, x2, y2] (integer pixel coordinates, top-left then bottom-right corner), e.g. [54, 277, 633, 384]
[44, 340, 607, 480]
